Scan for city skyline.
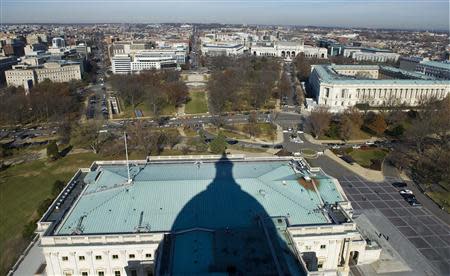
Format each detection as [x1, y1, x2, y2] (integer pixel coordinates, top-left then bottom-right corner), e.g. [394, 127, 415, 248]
[2, 0, 449, 31]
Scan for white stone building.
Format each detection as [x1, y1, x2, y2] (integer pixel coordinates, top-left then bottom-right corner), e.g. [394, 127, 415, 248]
[308, 64, 449, 112]
[201, 43, 245, 56]
[36, 156, 381, 276]
[250, 41, 327, 59]
[5, 61, 82, 91]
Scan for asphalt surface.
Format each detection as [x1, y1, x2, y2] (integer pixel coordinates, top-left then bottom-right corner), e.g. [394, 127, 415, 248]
[338, 174, 450, 275]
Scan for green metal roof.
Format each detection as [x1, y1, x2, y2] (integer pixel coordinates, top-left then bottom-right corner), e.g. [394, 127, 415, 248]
[56, 159, 343, 235]
[313, 64, 449, 85]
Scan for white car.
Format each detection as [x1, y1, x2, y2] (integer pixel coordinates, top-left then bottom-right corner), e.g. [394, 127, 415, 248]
[352, 145, 361, 149]
[297, 130, 304, 134]
[283, 130, 289, 133]
[399, 189, 414, 195]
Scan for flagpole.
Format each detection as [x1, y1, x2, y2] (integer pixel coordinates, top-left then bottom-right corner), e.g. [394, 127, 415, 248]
[124, 132, 131, 183]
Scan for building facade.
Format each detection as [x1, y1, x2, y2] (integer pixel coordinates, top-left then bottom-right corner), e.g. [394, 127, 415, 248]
[5, 61, 82, 90]
[36, 156, 381, 276]
[308, 64, 449, 112]
[201, 43, 245, 56]
[250, 41, 328, 59]
[415, 60, 450, 80]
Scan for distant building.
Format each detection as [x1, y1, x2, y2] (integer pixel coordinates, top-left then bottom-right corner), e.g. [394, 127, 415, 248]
[0, 56, 18, 84]
[26, 33, 49, 45]
[250, 41, 327, 59]
[308, 64, 449, 112]
[5, 61, 82, 91]
[52, 37, 65, 49]
[343, 47, 399, 63]
[415, 60, 450, 80]
[37, 156, 381, 276]
[111, 55, 132, 74]
[201, 43, 245, 56]
[399, 56, 423, 71]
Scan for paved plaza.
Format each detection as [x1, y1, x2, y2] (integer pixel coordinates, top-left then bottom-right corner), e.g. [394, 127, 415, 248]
[338, 175, 450, 275]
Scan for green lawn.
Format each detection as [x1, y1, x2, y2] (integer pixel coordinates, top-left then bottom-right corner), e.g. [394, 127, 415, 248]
[426, 191, 450, 213]
[185, 91, 208, 114]
[115, 100, 176, 118]
[348, 148, 388, 169]
[0, 153, 100, 275]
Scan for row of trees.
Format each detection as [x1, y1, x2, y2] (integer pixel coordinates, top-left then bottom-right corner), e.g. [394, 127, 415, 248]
[109, 70, 188, 116]
[207, 56, 281, 113]
[0, 80, 84, 125]
[307, 97, 449, 201]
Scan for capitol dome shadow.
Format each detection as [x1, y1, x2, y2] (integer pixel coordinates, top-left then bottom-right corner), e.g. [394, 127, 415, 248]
[156, 155, 303, 276]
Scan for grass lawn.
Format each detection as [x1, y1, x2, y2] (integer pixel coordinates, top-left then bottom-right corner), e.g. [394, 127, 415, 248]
[348, 148, 388, 169]
[426, 191, 450, 213]
[0, 152, 100, 275]
[115, 100, 176, 119]
[228, 145, 268, 153]
[234, 123, 277, 142]
[182, 127, 198, 137]
[185, 91, 208, 114]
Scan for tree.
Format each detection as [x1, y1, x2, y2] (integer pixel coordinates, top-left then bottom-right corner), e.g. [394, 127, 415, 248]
[365, 113, 387, 136]
[209, 132, 227, 154]
[71, 121, 108, 153]
[339, 107, 363, 140]
[46, 141, 60, 161]
[307, 106, 332, 138]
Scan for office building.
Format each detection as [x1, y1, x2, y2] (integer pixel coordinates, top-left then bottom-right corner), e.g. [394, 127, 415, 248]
[111, 55, 132, 74]
[0, 56, 18, 84]
[52, 37, 65, 49]
[342, 47, 399, 63]
[37, 155, 381, 276]
[111, 50, 182, 74]
[415, 60, 450, 80]
[5, 61, 82, 91]
[201, 43, 245, 56]
[308, 64, 449, 112]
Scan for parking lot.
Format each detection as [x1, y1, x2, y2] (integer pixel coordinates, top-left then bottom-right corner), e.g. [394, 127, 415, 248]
[338, 175, 450, 275]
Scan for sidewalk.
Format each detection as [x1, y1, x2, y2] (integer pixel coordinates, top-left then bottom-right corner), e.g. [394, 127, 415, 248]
[303, 133, 378, 145]
[219, 125, 284, 145]
[324, 149, 385, 182]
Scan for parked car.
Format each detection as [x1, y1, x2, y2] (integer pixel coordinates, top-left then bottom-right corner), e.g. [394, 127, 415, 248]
[406, 197, 422, 206]
[352, 144, 361, 149]
[274, 144, 283, 149]
[392, 182, 407, 188]
[331, 144, 341, 149]
[399, 189, 414, 195]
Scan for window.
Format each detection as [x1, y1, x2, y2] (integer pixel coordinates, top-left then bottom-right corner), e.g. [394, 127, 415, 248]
[112, 254, 119, 260]
[145, 253, 152, 258]
[320, 244, 326, 249]
[131, 270, 138, 276]
[129, 254, 135, 259]
[114, 271, 121, 276]
[79, 256, 85, 261]
[318, 262, 323, 269]
[62, 256, 69, 261]
[81, 272, 88, 276]
[95, 255, 102, 260]
[98, 272, 105, 276]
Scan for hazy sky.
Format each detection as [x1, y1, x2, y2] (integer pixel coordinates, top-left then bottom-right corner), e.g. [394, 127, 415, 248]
[1, 0, 449, 30]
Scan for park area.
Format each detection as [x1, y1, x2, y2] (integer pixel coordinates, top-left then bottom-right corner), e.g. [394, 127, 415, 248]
[333, 147, 388, 171]
[0, 152, 100, 275]
[185, 90, 208, 114]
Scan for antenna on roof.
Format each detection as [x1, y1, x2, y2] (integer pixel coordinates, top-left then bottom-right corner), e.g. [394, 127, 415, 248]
[124, 132, 132, 184]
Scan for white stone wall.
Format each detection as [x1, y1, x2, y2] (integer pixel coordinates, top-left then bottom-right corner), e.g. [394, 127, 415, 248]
[309, 68, 450, 112]
[41, 233, 164, 276]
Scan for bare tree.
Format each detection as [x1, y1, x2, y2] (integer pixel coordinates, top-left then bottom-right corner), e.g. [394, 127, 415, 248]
[307, 106, 332, 139]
